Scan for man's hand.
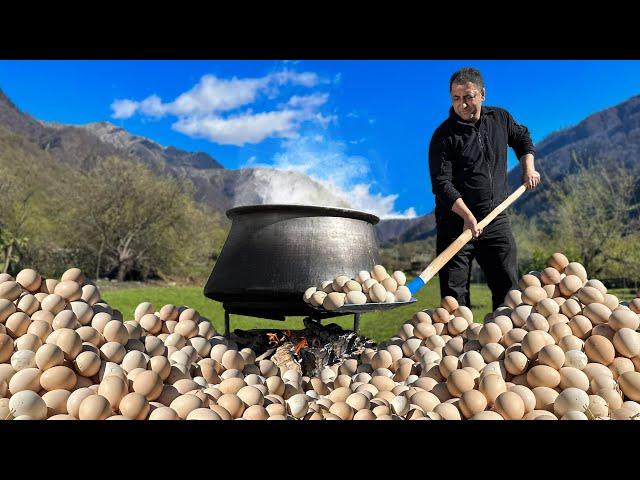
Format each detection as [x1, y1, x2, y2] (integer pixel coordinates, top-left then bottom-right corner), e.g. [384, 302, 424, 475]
[522, 169, 541, 190]
[464, 213, 482, 239]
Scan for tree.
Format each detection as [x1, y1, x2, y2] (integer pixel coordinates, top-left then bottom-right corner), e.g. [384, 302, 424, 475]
[542, 152, 640, 281]
[71, 157, 197, 281]
[0, 167, 34, 273]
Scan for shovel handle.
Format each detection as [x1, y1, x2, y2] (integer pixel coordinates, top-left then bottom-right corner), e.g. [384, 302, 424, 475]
[407, 184, 527, 295]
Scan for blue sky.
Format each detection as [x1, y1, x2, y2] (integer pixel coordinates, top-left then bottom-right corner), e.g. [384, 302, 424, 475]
[1, 60, 639, 218]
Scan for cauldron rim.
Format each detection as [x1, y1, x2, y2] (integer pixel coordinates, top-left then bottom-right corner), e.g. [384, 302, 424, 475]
[225, 203, 380, 225]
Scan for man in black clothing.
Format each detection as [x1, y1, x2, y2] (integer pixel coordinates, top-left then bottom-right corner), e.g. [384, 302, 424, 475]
[428, 67, 541, 311]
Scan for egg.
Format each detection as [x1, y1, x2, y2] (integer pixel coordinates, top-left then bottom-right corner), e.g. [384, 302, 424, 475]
[568, 315, 592, 339]
[618, 371, 640, 401]
[519, 274, 541, 290]
[433, 402, 461, 420]
[537, 344, 566, 370]
[559, 275, 583, 297]
[42, 389, 71, 417]
[609, 309, 640, 331]
[527, 365, 561, 389]
[118, 392, 150, 420]
[79, 394, 112, 420]
[559, 367, 590, 391]
[479, 374, 507, 406]
[40, 366, 77, 391]
[563, 350, 588, 370]
[9, 390, 48, 420]
[504, 351, 529, 376]
[558, 335, 585, 353]
[584, 335, 616, 365]
[345, 291, 367, 305]
[511, 305, 533, 328]
[446, 369, 475, 397]
[0, 281, 22, 302]
[140, 313, 162, 334]
[55, 328, 82, 360]
[493, 391, 525, 420]
[5, 312, 31, 338]
[395, 286, 412, 302]
[9, 368, 41, 394]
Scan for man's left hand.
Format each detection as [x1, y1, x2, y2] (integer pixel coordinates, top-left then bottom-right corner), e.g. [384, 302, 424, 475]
[522, 170, 541, 189]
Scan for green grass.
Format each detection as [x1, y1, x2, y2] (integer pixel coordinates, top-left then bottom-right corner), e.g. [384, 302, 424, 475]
[101, 281, 637, 344]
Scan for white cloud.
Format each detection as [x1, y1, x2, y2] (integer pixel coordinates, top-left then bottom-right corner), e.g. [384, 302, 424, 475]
[111, 99, 139, 119]
[242, 134, 417, 220]
[173, 110, 302, 146]
[110, 69, 333, 145]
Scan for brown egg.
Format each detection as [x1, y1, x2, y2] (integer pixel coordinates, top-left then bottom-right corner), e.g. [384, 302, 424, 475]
[133, 370, 163, 401]
[581, 303, 611, 326]
[538, 344, 566, 370]
[55, 328, 82, 360]
[42, 389, 71, 417]
[478, 322, 502, 347]
[525, 313, 550, 333]
[547, 253, 569, 272]
[503, 290, 523, 309]
[432, 307, 451, 324]
[599, 388, 623, 411]
[619, 371, 640, 401]
[17, 294, 40, 316]
[239, 405, 267, 420]
[323, 292, 346, 310]
[558, 335, 584, 353]
[609, 357, 635, 380]
[587, 395, 610, 418]
[493, 391, 525, 420]
[584, 335, 616, 365]
[119, 392, 150, 420]
[447, 317, 468, 336]
[568, 315, 592, 339]
[218, 377, 247, 395]
[78, 394, 112, 420]
[34, 344, 64, 371]
[91, 312, 113, 333]
[9, 368, 41, 394]
[158, 304, 179, 322]
[479, 374, 507, 406]
[0, 299, 17, 324]
[372, 265, 389, 282]
[559, 275, 583, 297]
[592, 324, 616, 342]
[519, 274, 541, 290]
[73, 350, 101, 377]
[433, 402, 461, 420]
[559, 367, 590, 391]
[521, 331, 552, 360]
[536, 298, 560, 318]
[40, 366, 77, 392]
[560, 298, 582, 318]
[565, 262, 587, 283]
[609, 309, 640, 331]
[140, 314, 162, 334]
[16, 269, 42, 292]
[148, 406, 180, 420]
[380, 277, 398, 293]
[511, 305, 533, 328]
[440, 296, 458, 313]
[5, 312, 31, 338]
[504, 351, 528, 376]
[100, 342, 126, 363]
[576, 286, 603, 306]
[345, 291, 367, 305]
[446, 369, 475, 397]
[175, 320, 199, 339]
[53, 281, 82, 302]
[102, 320, 129, 344]
[522, 286, 547, 306]
[540, 267, 561, 286]
[502, 328, 527, 347]
[527, 365, 561, 388]
[613, 328, 640, 358]
[328, 401, 354, 420]
[15, 333, 42, 353]
[52, 310, 79, 331]
[0, 281, 22, 301]
[99, 375, 128, 410]
[532, 386, 559, 412]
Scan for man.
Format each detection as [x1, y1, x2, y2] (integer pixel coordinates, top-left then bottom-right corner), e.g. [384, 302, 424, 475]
[428, 67, 541, 311]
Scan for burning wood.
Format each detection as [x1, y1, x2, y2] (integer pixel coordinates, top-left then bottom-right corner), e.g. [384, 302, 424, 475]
[231, 321, 376, 377]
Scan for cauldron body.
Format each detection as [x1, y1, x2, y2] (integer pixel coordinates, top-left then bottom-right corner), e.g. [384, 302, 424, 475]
[204, 205, 381, 319]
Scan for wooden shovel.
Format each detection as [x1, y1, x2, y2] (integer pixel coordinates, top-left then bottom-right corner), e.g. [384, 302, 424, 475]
[407, 184, 528, 295]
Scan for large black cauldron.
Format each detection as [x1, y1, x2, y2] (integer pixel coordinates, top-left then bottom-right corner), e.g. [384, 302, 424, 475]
[204, 204, 381, 321]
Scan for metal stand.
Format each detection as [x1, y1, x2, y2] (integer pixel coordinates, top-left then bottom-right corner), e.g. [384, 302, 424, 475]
[224, 310, 230, 339]
[353, 313, 361, 334]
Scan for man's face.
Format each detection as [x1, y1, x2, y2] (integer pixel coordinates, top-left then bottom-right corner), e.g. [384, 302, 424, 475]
[450, 82, 485, 123]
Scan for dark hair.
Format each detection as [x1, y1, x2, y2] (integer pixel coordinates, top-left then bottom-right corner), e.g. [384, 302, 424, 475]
[449, 67, 484, 91]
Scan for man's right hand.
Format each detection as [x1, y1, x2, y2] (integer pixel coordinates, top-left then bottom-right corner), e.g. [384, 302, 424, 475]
[464, 214, 482, 239]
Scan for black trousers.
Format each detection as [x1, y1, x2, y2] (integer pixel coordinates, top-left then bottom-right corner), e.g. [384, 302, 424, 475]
[436, 215, 518, 312]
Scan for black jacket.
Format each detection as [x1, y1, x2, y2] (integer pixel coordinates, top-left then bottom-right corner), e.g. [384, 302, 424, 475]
[428, 105, 535, 230]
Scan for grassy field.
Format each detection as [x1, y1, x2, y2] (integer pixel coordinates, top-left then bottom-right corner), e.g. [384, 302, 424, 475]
[100, 280, 637, 343]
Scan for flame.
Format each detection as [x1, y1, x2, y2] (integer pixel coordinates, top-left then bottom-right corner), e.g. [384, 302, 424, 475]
[293, 338, 308, 356]
[267, 332, 280, 347]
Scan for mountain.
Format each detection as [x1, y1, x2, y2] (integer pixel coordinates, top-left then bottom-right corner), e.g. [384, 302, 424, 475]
[377, 95, 640, 244]
[0, 89, 350, 217]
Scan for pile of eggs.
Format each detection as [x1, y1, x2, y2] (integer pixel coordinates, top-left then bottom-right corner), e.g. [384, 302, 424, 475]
[303, 265, 412, 311]
[2, 253, 640, 420]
